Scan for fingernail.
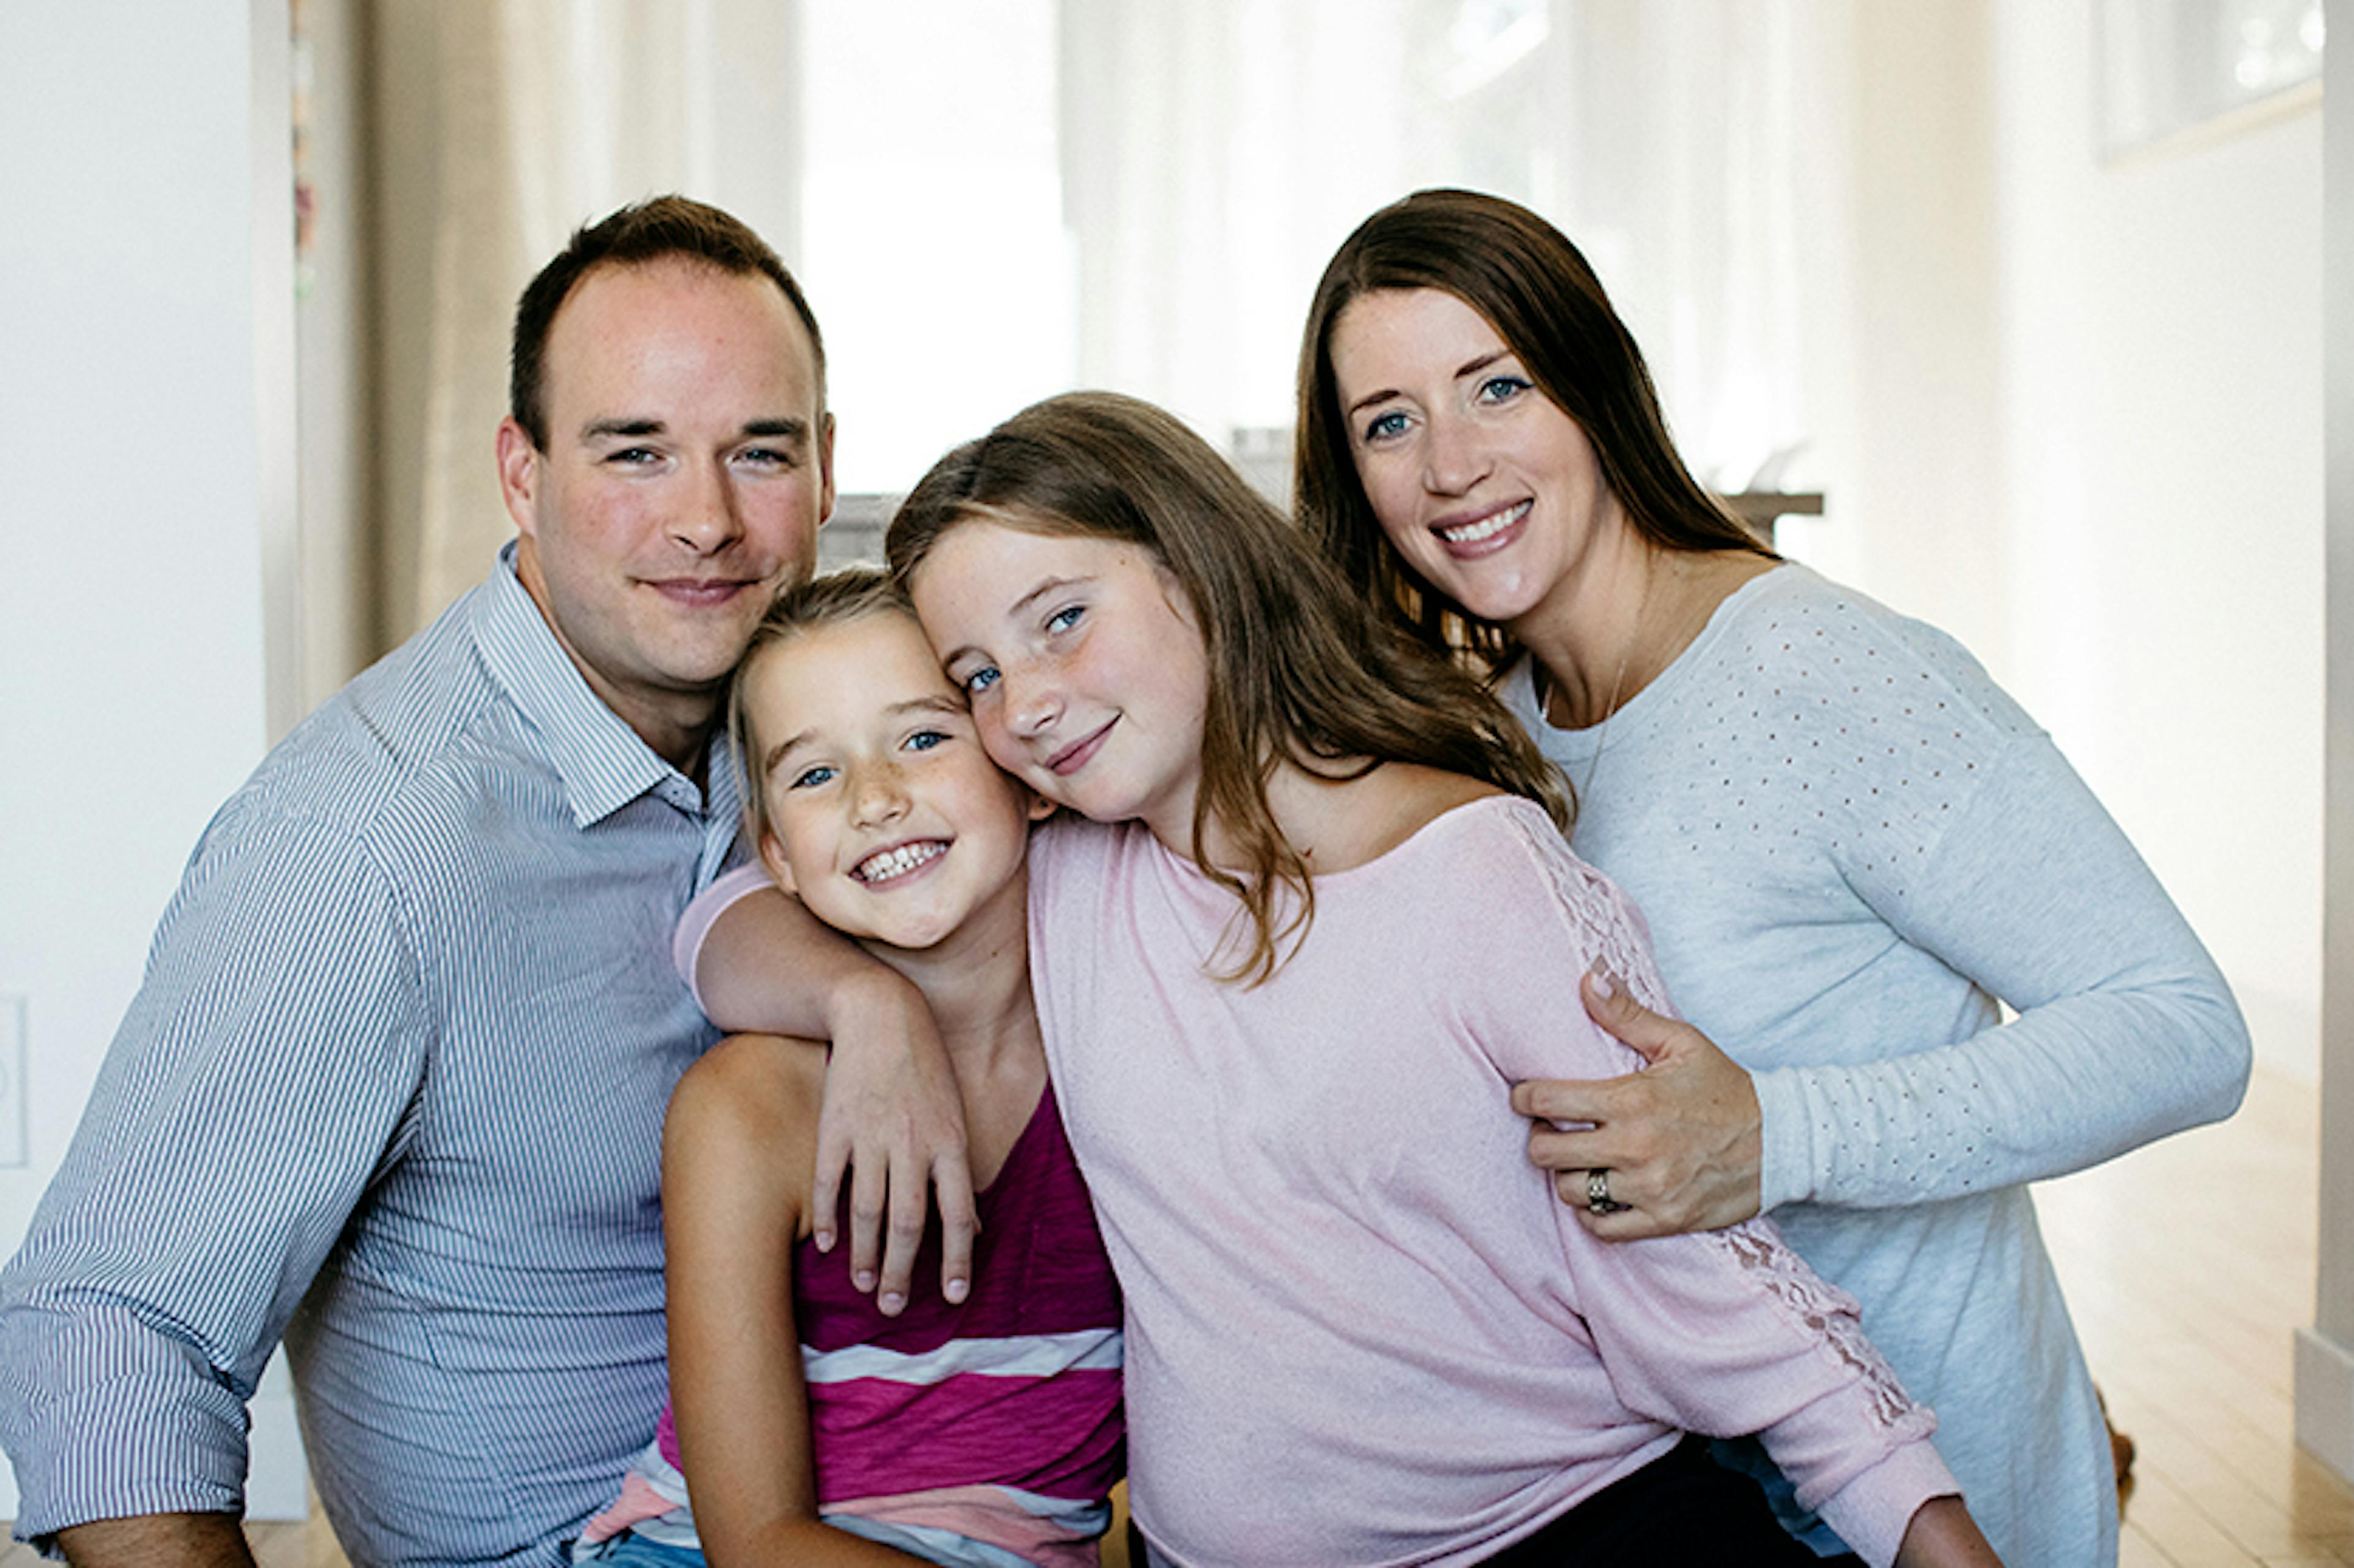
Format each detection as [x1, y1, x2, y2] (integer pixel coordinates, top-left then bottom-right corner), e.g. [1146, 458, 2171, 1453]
[814, 1230, 834, 1254]
[945, 1277, 970, 1304]
[1590, 964, 1617, 1000]
[879, 1292, 905, 1315]
[854, 1269, 876, 1291]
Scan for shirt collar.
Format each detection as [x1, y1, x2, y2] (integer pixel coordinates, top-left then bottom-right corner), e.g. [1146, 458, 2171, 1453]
[469, 542, 737, 832]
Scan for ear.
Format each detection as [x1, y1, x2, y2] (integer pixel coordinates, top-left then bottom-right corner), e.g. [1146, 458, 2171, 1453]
[816, 411, 838, 527]
[758, 828, 798, 896]
[495, 416, 543, 536]
[1024, 788, 1057, 824]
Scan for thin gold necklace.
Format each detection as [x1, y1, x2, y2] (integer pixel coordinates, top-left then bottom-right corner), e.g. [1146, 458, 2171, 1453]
[1537, 555, 1662, 807]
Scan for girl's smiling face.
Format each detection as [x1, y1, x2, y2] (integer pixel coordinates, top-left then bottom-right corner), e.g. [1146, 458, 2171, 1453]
[747, 607, 1043, 953]
[908, 517, 1211, 850]
[1327, 286, 1626, 630]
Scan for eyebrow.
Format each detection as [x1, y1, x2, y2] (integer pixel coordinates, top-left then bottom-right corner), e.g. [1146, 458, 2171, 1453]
[1343, 349, 1515, 419]
[760, 694, 967, 776]
[1008, 573, 1086, 619]
[1455, 349, 1509, 381]
[761, 729, 815, 777]
[934, 574, 1088, 671]
[579, 416, 812, 443]
[888, 693, 967, 721]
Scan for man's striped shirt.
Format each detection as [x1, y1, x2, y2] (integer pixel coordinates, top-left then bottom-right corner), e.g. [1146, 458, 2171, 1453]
[0, 546, 740, 1566]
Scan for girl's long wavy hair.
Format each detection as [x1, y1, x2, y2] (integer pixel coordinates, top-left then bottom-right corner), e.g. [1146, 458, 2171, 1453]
[887, 390, 1570, 983]
[1297, 188, 1775, 673]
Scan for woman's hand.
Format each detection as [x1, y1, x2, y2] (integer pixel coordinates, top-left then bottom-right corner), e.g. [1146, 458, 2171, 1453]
[1509, 968, 1764, 1238]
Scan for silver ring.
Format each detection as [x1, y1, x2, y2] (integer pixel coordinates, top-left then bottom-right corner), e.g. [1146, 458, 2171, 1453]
[1586, 1168, 1625, 1215]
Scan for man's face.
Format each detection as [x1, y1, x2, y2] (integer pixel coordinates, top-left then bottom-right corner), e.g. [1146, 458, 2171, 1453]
[498, 256, 834, 766]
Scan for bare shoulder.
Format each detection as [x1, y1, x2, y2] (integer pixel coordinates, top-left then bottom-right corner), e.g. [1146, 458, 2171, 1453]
[1387, 763, 1505, 818]
[1307, 764, 1503, 870]
[668, 1033, 829, 1168]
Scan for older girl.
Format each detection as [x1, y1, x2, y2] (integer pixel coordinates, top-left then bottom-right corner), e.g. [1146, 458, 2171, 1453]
[1293, 187, 2250, 1566]
[855, 390, 1994, 1566]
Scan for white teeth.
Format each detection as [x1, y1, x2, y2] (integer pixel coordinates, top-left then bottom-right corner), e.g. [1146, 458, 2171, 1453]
[1438, 500, 1529, 545]
[853, 841, 946, 883]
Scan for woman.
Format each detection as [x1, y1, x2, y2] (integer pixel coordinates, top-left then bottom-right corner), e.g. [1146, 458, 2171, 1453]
[1292, 188, 2249, 1567]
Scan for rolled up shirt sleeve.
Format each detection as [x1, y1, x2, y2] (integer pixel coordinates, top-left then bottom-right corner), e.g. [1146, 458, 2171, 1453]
[0, 803, 429, 1542]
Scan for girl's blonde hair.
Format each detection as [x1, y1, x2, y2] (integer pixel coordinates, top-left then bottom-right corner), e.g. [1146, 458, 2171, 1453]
[725, 566, 913, 852]
[886, 390, 1570, 983]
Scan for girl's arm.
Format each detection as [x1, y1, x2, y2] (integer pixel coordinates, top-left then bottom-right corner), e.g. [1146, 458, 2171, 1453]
[661, 1035, 934, 1568]
[1517, 730, 2249, 1235]
[1461, 816, 1985, 1567]
[1895, 1499, 2003, 1568]
[682, 870, 977, 1312]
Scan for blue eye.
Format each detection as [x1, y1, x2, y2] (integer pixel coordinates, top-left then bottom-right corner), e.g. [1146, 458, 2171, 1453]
[608, 447, 661, 465]
[1476, 375, 1531, 405]
[1362, 410, 1409, 443]
[904, 729, 947, 753]
[736, 446, 792, 468]
[963, 666, 999, 696]
[789, 764, 836, 789]
[1046, 604, 1084, 634]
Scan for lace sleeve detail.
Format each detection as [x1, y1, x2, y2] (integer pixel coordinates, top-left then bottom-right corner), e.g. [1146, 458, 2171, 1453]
[1498, 805, 1931, 1441]
[1709, 1223, 1928, 1435]
[1497, 807, 1682, 1021]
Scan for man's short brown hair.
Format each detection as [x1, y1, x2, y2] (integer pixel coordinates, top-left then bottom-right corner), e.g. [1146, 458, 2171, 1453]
[508, 194, 825, 451]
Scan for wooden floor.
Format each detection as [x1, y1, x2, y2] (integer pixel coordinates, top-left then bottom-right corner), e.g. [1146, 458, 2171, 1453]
[6, 1065, 2342, 1567]
[2039, 1065, 2354, 1565]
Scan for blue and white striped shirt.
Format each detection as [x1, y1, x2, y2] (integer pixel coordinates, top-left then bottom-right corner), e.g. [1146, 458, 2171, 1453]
[0, 546, 741, 1567]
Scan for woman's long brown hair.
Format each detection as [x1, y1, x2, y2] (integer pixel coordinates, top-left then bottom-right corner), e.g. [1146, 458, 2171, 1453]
[1297, 188, 1774, 672]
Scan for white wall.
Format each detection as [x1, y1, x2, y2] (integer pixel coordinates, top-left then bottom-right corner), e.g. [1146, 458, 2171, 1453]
[1981, 0, 2323, 1079]
[0, 0, 306, 1522]
[1799, 0, 2320, 1078]
[1794, 1, 2007, 661]
[2297, 0, 2354, 1481]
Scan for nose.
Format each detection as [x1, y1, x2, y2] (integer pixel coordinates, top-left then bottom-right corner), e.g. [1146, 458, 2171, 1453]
[1421, 410, 1491, 497]
[670, 459, 746, 555]
[849, 758, 911, 829]
[1000, 663, 1063, 742]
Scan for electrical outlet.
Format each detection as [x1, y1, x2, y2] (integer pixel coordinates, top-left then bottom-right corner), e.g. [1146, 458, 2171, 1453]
[0, 994, 24, 1168]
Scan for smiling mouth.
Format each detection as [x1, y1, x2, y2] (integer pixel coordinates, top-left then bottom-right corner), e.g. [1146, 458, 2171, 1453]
[1046, 720, 1115, 777]
[1434, 500, 1531, 547]
[646, 578, 754, 607]
[852, 840, 947, 884]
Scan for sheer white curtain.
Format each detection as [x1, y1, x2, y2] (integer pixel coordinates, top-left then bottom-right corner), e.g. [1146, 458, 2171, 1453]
[368, 0, 803, 647]
[1056, 0, 1840, 491]
[1057, 0, 1419, 438]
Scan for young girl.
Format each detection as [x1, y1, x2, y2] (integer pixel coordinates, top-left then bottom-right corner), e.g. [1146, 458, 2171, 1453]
[696, 392, 2000, 1566]
[574, 570, 1123, 1568]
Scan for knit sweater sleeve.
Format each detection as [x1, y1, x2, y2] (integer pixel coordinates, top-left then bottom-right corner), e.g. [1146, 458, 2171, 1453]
[1753, 722, 2250, 1211]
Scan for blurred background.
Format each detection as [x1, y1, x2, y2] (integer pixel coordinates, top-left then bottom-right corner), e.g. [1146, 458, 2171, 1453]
[0, 0, 2336, 1554]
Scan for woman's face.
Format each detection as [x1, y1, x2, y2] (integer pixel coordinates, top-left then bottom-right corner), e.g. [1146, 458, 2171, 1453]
[1327, 287, 1621, 629]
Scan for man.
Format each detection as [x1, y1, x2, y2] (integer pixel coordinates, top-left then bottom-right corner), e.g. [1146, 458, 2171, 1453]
[0, 196, 942, 1568]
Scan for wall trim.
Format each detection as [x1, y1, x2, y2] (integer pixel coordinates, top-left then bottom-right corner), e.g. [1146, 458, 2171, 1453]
[2296, 1326, 2354, 1481]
